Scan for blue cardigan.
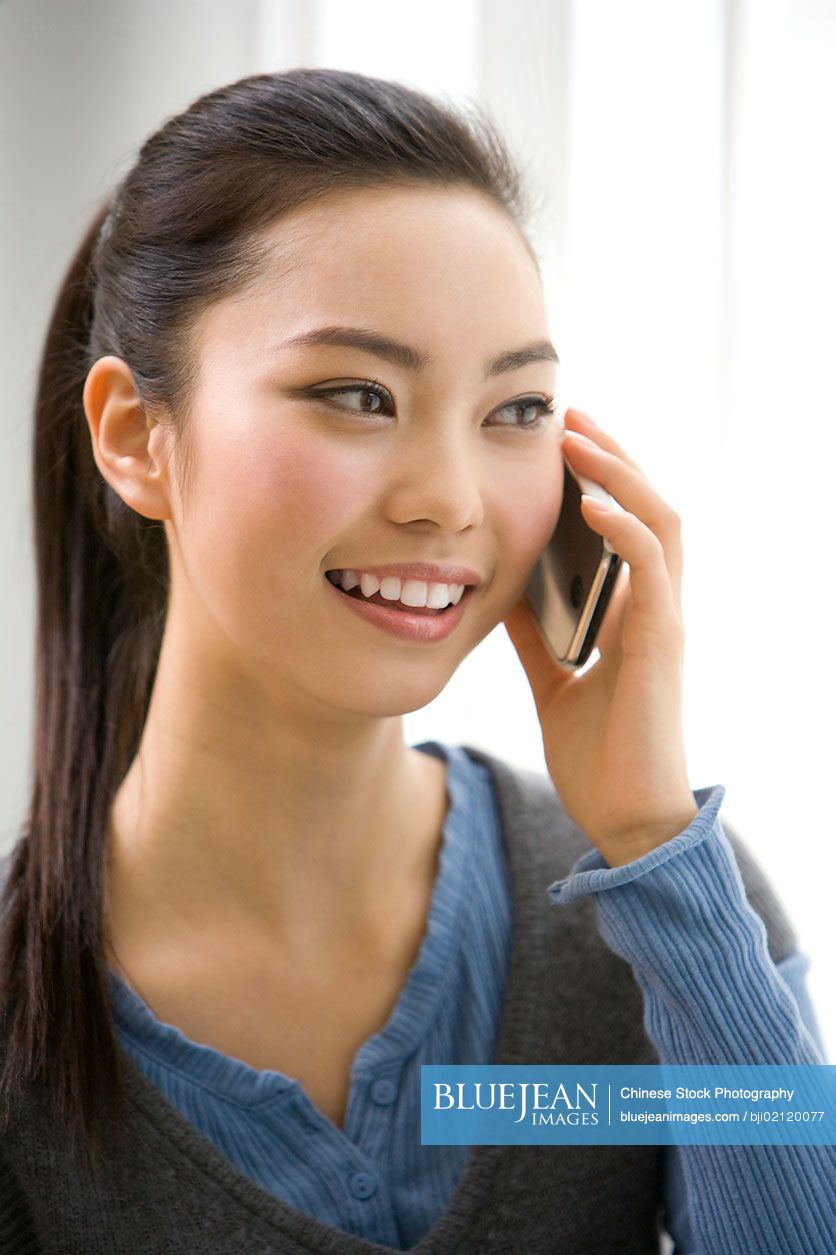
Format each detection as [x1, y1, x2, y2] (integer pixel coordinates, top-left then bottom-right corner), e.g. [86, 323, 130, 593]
[107, 740, 830, 1252]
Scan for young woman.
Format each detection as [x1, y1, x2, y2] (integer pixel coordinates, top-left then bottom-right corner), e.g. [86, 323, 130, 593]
[0, 67, 832, 1254]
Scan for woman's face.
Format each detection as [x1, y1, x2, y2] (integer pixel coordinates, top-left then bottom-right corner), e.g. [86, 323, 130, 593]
[163, 185, 564, 719]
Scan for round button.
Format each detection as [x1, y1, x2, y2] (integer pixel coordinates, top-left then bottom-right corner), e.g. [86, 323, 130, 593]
[370, 1077, 397, 1106]
[348, 1171, 377, 1200]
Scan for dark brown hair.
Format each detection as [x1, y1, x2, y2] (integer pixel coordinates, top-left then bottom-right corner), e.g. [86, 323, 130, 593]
[0, 66, 538, 1173]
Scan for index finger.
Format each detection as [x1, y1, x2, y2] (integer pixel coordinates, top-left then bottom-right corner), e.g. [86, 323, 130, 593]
[565, 408, 649, 479]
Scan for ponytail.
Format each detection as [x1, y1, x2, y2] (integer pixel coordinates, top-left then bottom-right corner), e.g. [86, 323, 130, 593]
[0, 199, 168, 1172]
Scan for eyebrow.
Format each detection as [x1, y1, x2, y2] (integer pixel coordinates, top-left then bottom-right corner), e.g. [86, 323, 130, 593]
[279, 325, 559, 380]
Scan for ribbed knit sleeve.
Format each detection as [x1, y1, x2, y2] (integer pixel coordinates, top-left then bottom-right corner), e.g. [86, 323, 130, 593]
[546, 785, 836, 1255]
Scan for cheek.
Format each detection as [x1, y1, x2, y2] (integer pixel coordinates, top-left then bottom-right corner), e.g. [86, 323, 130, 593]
[243, 435, 361, 551]
[197, 423, 371, 558]
[493, 456, 564, 582]
[180, 422, 379, 635]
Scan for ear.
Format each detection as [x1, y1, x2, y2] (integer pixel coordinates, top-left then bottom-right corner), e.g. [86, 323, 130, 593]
[82, 355, 173, 522]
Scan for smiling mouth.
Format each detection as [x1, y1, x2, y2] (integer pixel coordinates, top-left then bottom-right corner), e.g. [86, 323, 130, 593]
[324, 572, 468, 615]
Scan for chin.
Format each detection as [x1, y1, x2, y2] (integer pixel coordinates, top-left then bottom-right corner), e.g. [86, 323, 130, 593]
[320, 668, 458, 720]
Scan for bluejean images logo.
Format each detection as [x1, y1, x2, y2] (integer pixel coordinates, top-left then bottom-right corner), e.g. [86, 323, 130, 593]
[433, 1077, 600, 1126]
[421, 1064, 836, 1146]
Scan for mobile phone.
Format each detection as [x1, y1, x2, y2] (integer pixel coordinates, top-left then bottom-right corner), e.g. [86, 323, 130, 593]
[524, 448, 623, 671]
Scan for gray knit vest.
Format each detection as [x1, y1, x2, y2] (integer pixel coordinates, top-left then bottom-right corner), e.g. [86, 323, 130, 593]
[0, 745, 798, 1254]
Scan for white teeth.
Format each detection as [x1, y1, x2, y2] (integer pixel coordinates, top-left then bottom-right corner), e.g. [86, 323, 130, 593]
[328, 570, 467, 609]
[401, 579, 428, 607]
[379, 576, 402, 601]
[425, 582, 449, 608]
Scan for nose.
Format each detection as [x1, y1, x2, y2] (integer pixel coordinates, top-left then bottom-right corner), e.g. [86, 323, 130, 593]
[382, 425, 485, 533]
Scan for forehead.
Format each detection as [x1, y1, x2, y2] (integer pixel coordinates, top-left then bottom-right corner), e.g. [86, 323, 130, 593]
[258, 183, 537, 279]
[203, 186, 548, 371]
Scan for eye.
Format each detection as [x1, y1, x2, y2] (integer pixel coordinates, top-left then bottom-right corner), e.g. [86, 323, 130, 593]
[485, 396, 557, 431]
[308, 380, 393, 417]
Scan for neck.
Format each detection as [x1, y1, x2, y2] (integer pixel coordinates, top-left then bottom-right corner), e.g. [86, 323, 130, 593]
[104, 656, 448, 971]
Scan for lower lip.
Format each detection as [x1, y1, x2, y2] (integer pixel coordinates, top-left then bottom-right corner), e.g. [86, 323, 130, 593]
[323, 576, 474, 643]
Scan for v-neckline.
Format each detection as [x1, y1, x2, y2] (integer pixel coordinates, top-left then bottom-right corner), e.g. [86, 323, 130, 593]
[114, 745, 550, 1254]
[109, 742, 476, 1142]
